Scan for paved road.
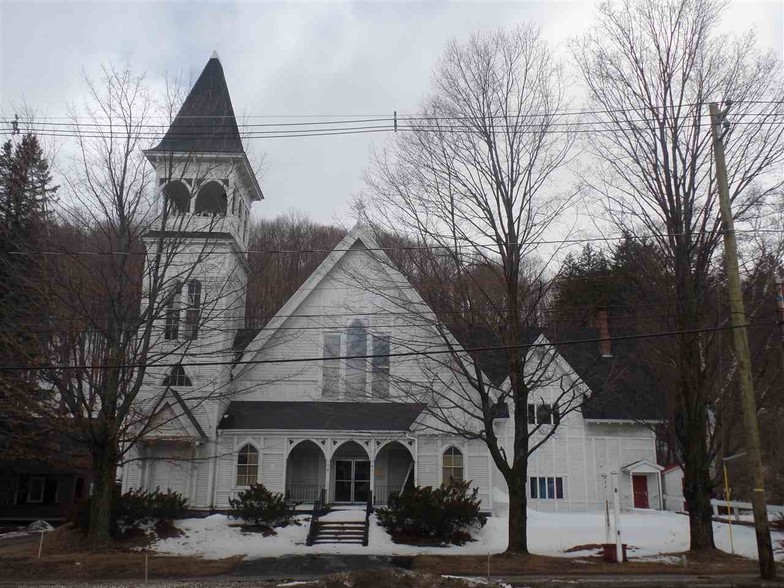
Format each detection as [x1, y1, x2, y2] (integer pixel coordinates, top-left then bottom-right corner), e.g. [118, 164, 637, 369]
[232, 553, 413, 576]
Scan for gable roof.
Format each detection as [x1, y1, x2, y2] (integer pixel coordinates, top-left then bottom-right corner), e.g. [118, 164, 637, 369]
[553, 325, 664, 422]
[450, 323, 662, 422]
[218, 401, 425, 431]
[234, 223, 473, 375]
[150, 53, 243, 155]
[147, 388, 208, 442]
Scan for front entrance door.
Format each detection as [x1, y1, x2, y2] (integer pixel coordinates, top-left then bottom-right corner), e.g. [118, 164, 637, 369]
[632, 475, 649, 508]
[334, 459, 370, 503]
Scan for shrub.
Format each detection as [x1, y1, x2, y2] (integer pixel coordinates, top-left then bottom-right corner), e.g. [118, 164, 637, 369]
[376, 479, 486, 545]
[117, 488, 188, 525]
[69, 487, 188, 535]
[229, 483, 291, 527]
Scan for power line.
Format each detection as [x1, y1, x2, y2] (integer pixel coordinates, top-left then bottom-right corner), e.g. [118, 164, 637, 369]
[5, 228, 783, 258]
[5, 99, 781, 123]
[0, 321, 772, 372]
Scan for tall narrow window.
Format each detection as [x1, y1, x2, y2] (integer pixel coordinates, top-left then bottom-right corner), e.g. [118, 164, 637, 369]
[183, 280, 201, 340]
[164, 281, 181, 340]
[323, 334, 341, 398]
[442, 446, 464, 484]
[346, 320, 367, 397]
[372, 334, 390, 398]
[236, 444, 258, 486]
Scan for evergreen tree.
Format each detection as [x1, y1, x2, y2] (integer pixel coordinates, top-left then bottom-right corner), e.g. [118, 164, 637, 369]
[0, 133, 58, 460]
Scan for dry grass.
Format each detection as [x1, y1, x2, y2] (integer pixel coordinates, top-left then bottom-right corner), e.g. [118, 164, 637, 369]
[0, 524, 240, 581]
[412, 549, 758, 576]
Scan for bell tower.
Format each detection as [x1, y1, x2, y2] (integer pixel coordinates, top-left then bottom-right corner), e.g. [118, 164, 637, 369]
[124, 54, 262, 507]
[143, 53, 263, 345]
[145, 51, 263, 249]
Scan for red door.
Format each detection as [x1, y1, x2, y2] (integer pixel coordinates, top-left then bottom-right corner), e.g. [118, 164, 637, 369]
[632, 475, 649, 508]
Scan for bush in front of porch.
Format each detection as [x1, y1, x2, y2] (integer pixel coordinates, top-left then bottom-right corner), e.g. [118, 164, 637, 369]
[229, 483, 294, 534]
[377, 480, 486, 546]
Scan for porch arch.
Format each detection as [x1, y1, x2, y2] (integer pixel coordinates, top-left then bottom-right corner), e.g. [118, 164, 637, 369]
[330, 441, 371, 504]
[285, 440, 325, 502]
[373, 440, 415, 506]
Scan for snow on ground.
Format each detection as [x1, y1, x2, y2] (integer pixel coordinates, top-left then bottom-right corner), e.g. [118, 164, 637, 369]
[150, 507, 784, 561]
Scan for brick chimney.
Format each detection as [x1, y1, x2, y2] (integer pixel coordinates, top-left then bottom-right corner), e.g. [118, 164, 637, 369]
[595, 309, 612, 357]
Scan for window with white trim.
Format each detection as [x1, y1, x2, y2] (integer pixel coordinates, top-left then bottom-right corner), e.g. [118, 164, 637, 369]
[527, 403, 560, 425]
[442, 446, 464, 484]
[163, 364, 192, 387]
[322, 334, 341, 397]
[164, 281, 181, 340]
[27, 477, 45, 503]
[236, 444, 258, 487]
[371, 334, 390, 398]
[530, 476, 564, 499]
[183, 280, 201, 340]
[346, 320, 368, 397]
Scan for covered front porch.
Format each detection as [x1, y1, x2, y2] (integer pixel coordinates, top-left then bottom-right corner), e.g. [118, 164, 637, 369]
[284, 437, 415, 505]
[623, 459, 664, 510]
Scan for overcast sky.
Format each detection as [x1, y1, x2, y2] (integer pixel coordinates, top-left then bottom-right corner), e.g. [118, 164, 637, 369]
[1, 0, 782, 227]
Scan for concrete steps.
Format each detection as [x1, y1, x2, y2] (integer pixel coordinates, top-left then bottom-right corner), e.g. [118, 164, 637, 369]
[311, 520, 367, 545]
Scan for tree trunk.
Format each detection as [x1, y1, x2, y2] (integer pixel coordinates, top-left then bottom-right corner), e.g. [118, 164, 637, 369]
[682, 404, 716, 550]
[88, 446, 118, 548]
[506, 473, 529, 554]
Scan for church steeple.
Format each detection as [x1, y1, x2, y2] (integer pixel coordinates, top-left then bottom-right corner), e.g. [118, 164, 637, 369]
[150, 54, 244, 155]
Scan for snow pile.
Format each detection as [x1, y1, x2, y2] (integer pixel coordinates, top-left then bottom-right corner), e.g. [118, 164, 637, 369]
[151, 508, 784, 561]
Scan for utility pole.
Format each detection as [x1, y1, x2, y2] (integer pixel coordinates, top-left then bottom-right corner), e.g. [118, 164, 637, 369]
[709, 101, 775, 580]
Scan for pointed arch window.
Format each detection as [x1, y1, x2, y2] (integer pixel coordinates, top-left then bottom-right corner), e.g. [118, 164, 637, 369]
[164, 281, 181, 340]
[236, 444, 258, 486]
[442, 446, 464, 484]
[346, 319, 368, 397]
[183, 280, 201, 340]
[163, 364, 191, 387]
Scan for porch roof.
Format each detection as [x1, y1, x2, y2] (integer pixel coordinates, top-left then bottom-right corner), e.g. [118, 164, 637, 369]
[218, 401, 426, 431]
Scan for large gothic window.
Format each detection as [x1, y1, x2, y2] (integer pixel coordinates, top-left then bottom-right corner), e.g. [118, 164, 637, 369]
[236, 444, 258, 486]
[345, 320, 367, 397]
[194, 181, 228, 217]
[322, 333, 341, 398]
[371, 334, 390, 398]
[164, 281, 181, 340]
[183, 280, 201, 340]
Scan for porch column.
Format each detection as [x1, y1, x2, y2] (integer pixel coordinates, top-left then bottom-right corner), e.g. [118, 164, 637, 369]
[370, 456, 376, 498]
[657, 472, 664, 510]
[324, 458, 331, 503]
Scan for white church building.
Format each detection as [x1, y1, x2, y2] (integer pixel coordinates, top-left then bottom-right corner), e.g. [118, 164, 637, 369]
[122, 55, 664, 517]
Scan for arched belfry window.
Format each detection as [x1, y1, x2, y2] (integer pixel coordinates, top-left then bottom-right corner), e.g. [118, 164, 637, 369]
[346, 319, 368, 397]
[442, 446, 464, 484]
[163, 364, 191, 387]
[194, 181, 228, 217]
[183, 280, 201, 340]
[163, 181, 190, 216]
[236, 444, 258, 486]
[164, 281, 181, 340]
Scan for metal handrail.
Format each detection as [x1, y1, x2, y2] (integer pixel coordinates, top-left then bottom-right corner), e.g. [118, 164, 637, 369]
[363, 489, 373, 546]
[306, 488, 327, 546]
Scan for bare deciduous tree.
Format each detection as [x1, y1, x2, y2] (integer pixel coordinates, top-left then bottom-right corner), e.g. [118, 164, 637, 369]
[17, 65, 252, 546]
[573, 0, 784, 550]
[359, 26, 581, 554]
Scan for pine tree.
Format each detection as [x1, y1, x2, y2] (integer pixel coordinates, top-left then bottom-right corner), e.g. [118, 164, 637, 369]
[0, 133, 58, 460]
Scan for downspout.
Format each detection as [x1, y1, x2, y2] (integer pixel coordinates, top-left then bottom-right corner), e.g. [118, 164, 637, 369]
[404, 432, 418, 486]
[210, 429, 221, 510]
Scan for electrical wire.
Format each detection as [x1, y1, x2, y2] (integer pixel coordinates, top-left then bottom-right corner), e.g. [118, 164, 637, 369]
[0, 321, 772, 372]
[4, 228, 783, 257]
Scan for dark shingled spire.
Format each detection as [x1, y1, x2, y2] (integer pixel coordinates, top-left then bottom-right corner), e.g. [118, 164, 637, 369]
[151, 54, 244, 154]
